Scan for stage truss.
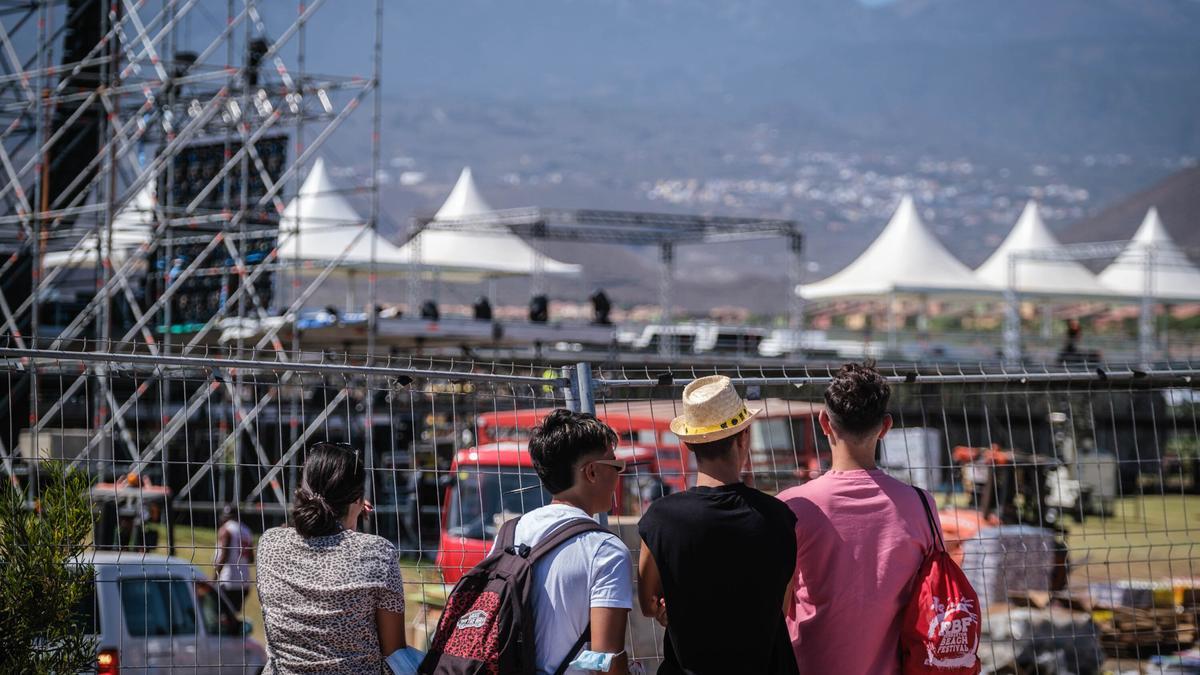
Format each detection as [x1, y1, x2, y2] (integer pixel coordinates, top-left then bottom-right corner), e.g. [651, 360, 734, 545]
[0, 0, 386, 495]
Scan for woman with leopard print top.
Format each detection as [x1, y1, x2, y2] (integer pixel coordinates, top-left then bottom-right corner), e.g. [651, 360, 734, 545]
[257, 442, 408, 674]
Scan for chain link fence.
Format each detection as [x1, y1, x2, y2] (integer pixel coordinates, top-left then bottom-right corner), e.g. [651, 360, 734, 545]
[3, 347, 1199, 673]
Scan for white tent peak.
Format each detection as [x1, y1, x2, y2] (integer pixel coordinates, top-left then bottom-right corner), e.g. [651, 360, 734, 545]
[281, 157, 362, 231]
[43, 182, 157, 269]
[434, 167, 493, 220]
[277, 157, 414, 272]
[395, 167, 581, 280]
[894, 193, 918, 223]
[299, 157, 336, 199]
[974, 200, 1109, 296]
[1133, 206, 1169, 245]
[1098, 207, 1200, 301]
[798, 194, 989, 299]
[877, 194, 933, 244]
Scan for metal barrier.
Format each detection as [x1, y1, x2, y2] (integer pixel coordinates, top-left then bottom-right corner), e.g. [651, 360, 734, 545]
[592, 362, 1200, 673]
[2, 348, 1199, 673]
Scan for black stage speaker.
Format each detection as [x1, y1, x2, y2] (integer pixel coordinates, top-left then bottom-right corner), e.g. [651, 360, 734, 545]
[145, 136, 287, 328]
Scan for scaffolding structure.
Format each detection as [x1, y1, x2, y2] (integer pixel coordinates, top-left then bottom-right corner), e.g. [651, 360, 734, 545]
[1002, 242, 1199, 366]
[0, 0, 385, 498]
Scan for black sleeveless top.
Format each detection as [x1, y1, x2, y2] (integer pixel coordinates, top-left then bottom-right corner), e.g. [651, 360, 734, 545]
[639, 483, 800, 675]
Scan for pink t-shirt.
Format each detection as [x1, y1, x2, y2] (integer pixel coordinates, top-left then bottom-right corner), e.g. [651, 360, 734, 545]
[778, 469, 939, 675]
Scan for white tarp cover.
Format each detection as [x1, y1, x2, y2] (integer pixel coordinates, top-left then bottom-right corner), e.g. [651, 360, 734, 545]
[43, 182, 155, 269]
[1098, 207, 1200, 301]
[397, 167, 581, 280]
[975, 200, 1111, 297]
[277, 158, 411, 271]
[798, 195, 992, 299]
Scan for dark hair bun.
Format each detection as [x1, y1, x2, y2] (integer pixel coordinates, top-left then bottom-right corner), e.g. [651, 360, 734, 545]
[293, 485, 339, 536]
[292, 442, 366, 537]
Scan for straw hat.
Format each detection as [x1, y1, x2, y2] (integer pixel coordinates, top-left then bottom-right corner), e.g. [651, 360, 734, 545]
[669, 375, 761, 443]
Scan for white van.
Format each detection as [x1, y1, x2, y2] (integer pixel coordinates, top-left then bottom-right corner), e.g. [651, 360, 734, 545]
[74, 551, 267, 674]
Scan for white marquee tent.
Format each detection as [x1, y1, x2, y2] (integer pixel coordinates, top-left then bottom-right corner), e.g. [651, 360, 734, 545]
[798, 195, 992, 300]
[396, 167, 581, 281]
[43, 182, 156, 269]
[1098, 207, 1200, 301]
[277, 158, 411, 272]
[975, 200, 1111, 297]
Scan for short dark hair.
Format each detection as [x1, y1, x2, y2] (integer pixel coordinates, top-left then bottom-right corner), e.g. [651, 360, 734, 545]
[293, 442, 366, 537]
[823, 362, 891, 436]
[684, 427, 747, 462]
[529, 409, 618, 494]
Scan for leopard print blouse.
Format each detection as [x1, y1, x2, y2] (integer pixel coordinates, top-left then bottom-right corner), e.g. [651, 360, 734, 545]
[256, 527, 406, 674]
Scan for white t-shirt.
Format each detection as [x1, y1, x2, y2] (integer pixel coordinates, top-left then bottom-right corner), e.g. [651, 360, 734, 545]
[216, 520, 255, 586]
[493, 503, 633, 675]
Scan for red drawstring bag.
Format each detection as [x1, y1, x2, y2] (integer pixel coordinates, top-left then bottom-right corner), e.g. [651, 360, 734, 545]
[901, 486, 982, 675]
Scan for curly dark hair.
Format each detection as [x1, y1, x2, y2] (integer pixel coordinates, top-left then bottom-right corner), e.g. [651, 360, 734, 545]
[529, 409, 618, 494]
[823, 361, 891, 436]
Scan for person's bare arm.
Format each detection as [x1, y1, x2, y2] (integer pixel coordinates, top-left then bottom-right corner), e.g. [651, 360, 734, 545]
[636, 541, 667, 627]
[376, 608, 407, 655]
[214, 527, 230, 575]
[590, 606, 630, 675]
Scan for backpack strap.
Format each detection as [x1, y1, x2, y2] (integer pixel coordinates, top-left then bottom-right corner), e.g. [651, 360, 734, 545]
[497, 515, 521, 552]
[912, 485, 946, 553]
[527, 517, 607, 564]
[552, 622, 591, 675]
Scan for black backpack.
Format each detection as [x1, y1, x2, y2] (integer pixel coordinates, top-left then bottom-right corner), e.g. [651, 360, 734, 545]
[418, 516, 605, 675]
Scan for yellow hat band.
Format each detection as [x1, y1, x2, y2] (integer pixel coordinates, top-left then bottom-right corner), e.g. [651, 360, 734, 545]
[683, 405, 751, 436]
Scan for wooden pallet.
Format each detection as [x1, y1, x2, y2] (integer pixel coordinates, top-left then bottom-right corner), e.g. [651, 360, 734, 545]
[1093, 607, 1196, 653]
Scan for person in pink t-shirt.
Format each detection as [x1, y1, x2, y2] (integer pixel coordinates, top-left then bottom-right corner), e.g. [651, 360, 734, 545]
[778, 362, 942, 675]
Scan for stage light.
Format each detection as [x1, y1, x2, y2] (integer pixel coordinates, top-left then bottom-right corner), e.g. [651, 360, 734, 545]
[529, 295, 548, 323]
[590, 288, 611, 325]
[473, 296, 493, 321]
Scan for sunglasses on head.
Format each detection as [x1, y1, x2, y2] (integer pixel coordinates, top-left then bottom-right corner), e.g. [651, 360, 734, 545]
[323, 442, 361, 472]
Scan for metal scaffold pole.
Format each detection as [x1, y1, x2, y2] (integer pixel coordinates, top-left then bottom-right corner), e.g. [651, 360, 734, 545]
[788, 230, 804, 344]
[362, 0, 384, 531]
[1138, 247, 1155, 366]
[658, 242, 673, 358]
[1003, 254, 1022, 364]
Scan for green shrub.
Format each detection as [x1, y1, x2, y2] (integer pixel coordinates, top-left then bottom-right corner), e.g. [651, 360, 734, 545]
[0, 462, 98, 673]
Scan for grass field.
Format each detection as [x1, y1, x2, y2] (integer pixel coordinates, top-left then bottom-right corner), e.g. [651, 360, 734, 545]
[934, 493, 1200, 586]
[1066, 494, 1200, 588]
[146, 525, 447, 645]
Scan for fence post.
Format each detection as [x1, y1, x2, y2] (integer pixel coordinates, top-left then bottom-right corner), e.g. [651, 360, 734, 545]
[572, 362, 609, 529]
[575, 362, 595, 416]
[561, 366, 578, 413]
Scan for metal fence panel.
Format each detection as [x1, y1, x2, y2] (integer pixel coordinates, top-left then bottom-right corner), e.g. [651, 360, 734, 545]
[3, 350, 1199, 673]
[592, 364, 1200, 673]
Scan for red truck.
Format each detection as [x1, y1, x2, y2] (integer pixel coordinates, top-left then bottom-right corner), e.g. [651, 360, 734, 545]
[435, 399, 824, 583]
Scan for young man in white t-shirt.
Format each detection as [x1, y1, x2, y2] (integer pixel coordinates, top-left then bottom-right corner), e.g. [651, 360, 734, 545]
[496, 409, 632, 675]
